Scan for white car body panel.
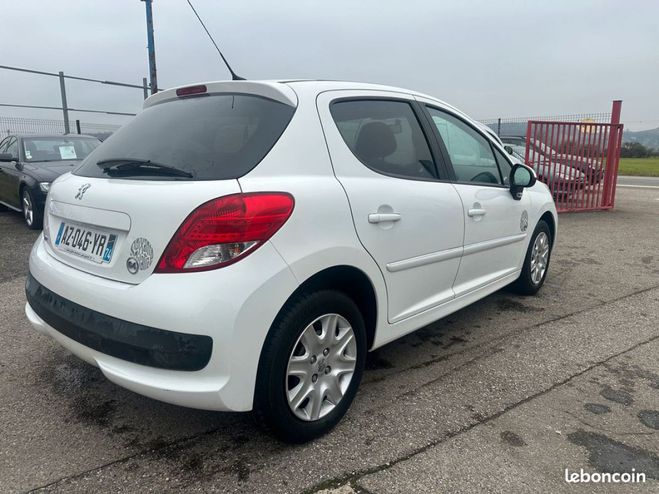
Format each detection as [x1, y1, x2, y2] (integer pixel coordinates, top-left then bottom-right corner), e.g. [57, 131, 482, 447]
[316, 89, 465, 325]
[25, 79, 557, 412]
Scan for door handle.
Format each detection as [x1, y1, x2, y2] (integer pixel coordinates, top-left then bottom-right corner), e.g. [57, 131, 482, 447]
[467, 208, 487, 217]
[368, 212, 401, 224]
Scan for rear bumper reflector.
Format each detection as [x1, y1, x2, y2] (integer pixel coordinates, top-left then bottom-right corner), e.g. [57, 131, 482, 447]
[25, 273, 212, 371]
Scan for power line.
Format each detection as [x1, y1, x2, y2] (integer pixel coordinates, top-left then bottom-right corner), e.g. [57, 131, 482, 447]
[0, 103, 136, 117]
[185, 0, 244, 81]
[0, 64, 149, 90]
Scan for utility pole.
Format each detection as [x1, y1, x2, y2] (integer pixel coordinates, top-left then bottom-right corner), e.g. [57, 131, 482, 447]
[141, 0, 158, 94]
[58, 71, 70, 134]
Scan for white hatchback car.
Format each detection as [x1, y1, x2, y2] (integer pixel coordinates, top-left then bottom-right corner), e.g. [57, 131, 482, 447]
[26, 80, 556, 442]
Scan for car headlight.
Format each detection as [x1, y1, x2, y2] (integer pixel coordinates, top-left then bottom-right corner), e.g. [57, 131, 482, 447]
[39, 182, 51, 193]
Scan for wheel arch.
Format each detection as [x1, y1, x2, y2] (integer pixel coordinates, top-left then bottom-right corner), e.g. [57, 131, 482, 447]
[539, 210, 556, 247]
[277, 265, 378, 351]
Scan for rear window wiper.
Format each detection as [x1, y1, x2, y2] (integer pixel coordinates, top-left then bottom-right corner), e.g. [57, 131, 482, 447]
[96, 158, 194, 178]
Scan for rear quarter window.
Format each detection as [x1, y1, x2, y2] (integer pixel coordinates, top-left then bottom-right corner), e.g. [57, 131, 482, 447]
[74, 94, 295, 180]
[330, 99, 437, 180]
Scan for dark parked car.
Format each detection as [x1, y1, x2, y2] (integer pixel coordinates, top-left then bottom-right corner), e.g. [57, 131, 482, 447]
[505, 144, 585, 197]
[0, 134, 101, 229]
[500, 136, 603, 185]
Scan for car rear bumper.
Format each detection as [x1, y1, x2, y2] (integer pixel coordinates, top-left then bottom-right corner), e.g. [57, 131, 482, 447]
[26, 273, 213, 371]
[25, 302, 233, 410]
[26, 234, 299, 411]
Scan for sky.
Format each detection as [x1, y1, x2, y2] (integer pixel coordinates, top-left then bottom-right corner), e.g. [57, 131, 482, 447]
[1, 0, 658, 131]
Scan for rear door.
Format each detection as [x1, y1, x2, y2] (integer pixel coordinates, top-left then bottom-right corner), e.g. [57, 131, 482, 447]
[421, 103, 530, 296]
[317, 91, 464, 323]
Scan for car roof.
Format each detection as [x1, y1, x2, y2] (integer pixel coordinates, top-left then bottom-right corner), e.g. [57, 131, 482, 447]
[143, 79, 462, 115]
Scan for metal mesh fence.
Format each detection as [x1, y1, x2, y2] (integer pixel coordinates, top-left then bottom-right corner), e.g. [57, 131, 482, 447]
[478, 112, 612, 137]
[2, 111, 615, 142]
[0, 116, 122, 141]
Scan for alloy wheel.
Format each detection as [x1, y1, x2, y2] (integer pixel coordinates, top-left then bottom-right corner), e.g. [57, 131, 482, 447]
[530, 231, 550, 285]
[286, 313, 357, 421]
[22, 191, 33, 226]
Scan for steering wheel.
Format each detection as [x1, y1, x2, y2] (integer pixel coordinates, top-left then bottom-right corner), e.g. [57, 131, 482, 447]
[470, 171, 499, 184]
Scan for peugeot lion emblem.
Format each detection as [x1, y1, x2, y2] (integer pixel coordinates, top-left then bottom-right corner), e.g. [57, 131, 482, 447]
[75, 183, 91, 200]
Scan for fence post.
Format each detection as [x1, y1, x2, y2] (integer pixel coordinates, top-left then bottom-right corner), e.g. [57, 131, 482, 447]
[497, 118, 501, 136]
[142, 77, 149, 100]
[602, 100, 622, 208]
[524, 120, 532, 166]
[75, 119, 81, 134]
[58, 71, 70, 134]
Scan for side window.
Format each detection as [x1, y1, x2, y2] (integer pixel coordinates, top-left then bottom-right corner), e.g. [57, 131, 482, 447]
[330, 100, 437, 180]
[494, 147, 513, 185]
[426, 108, 502, 185]
[0, 137, 9, 154]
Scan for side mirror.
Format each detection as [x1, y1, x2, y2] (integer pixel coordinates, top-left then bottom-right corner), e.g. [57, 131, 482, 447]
[509, 164, 537, 200]
[504, 145, 513, 155]
[0, 153, 15, 162]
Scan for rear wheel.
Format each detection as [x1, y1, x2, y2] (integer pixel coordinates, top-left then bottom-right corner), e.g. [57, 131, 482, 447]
[22, 188, 42, 230]
[510, 220, 551, 295]
[253, 290, 366, 443]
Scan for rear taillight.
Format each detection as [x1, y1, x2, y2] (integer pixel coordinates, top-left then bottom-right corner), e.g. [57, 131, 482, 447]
[155, 192, 294, 273]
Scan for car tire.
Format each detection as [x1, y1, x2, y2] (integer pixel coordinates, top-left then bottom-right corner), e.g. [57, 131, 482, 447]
[22, 188, 43, 230]
[510, 219, 552, 295]
[253, 290, 367, 443]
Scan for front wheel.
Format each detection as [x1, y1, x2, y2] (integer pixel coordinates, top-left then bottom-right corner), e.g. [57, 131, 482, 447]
[22, 188, 43, 230]
[253, 290, 367, 443]
[510, 220, 552, 295]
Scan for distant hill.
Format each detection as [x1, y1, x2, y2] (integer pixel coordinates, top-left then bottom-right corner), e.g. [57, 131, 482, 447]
[623, 127, 659, 150]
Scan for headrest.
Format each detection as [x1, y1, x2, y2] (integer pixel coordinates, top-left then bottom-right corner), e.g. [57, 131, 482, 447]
[355, 122, 396, 162]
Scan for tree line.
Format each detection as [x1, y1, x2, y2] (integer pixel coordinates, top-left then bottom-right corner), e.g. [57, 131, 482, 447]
[620, 141, 658, 158]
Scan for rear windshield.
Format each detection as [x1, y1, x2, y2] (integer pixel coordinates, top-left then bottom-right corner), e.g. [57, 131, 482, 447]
[74, 94, 296, 180]
[23, 137, 100, 162]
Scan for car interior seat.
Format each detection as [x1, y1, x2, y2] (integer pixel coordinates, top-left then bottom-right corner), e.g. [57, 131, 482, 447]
[355, 121, 397, 171]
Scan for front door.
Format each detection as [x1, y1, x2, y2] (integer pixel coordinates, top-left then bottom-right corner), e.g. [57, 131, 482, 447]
[0, 137, 21, 209]
[317, 92, 464, 324]
[422, 104, 530, 296]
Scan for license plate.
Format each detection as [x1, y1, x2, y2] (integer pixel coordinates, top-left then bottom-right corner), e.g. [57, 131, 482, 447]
[54, 222, 117, 264]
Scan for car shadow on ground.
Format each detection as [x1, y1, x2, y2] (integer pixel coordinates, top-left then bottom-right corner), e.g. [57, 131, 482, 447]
[36, 284, 540, 452]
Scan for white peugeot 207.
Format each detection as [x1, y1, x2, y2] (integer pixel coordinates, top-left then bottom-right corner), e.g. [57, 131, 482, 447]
[26, 80, 556, 442]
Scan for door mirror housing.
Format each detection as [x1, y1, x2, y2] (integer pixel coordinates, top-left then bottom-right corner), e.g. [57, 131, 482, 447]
[509, 164, 536, 200]
[0, 153, 16, 162]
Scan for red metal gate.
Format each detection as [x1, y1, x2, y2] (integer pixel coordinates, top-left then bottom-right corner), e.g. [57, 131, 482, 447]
[524, 101, 623, 212]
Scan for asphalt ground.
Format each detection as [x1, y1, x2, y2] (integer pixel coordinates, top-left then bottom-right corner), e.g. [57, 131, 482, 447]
[618, 175, 659, 188]
[0, 187, 657, 493]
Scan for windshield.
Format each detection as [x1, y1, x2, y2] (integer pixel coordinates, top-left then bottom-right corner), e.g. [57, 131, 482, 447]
[23, 137, 100, 162]
[74, 94, 296, 181]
